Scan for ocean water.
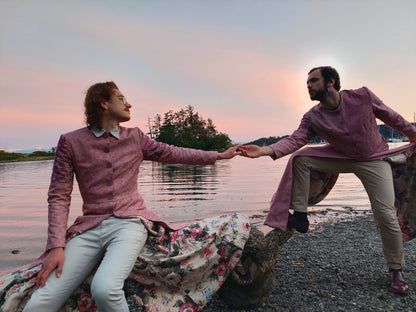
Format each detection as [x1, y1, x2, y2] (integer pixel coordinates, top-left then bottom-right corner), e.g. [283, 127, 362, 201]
[0, 147, 388, 272]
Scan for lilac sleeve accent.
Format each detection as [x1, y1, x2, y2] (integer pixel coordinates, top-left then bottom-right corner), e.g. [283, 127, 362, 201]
[139, 130, 217, 165]
[268, 114, 314, 159]
[368, 88, 416, 138]
[46, 135, 74, 250]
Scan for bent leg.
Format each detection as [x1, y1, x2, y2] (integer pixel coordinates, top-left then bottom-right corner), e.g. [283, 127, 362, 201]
[291, 156, 352, 212]
[90, 217, 148, 312]
[23, 231, 104, 312]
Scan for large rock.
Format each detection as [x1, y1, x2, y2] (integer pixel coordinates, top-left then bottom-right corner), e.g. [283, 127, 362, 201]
[217, 226, 294, 309]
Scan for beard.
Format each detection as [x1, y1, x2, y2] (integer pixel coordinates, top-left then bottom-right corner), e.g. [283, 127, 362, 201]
[309, 88, 328, 101]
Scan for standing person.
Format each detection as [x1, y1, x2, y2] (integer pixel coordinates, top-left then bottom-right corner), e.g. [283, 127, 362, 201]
[239, 66, 416, 295]
[23, 81, 240, 312]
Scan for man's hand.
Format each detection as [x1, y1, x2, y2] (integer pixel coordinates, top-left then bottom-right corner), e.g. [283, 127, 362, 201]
[410, 136, 416, 143]
[237, 145, 274, 158]
[217, 146, 242, 160]
[36, 247, 65, 288]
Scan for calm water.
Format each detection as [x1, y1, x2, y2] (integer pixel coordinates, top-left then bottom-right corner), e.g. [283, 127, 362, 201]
[4, 143, 405, 272]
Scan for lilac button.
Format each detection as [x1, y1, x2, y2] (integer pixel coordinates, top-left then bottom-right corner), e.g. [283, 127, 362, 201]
[106, 163, 112, 168]
[103, 133, 109, 139]
[108, 194, 114, 200]
[106, 181, 113, 186]
[104, 147, 110, 153]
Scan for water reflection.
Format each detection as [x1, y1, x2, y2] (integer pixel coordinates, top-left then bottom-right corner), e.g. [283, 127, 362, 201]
[144, 162, 219, 200]
[0, 149, 380, 272]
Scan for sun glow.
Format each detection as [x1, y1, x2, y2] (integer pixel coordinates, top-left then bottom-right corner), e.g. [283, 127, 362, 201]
[304, 56, 346, 76]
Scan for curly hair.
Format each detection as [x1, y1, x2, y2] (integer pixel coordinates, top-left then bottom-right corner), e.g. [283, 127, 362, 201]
[308, 66, 341, 91]
[84, 81, 119, 129]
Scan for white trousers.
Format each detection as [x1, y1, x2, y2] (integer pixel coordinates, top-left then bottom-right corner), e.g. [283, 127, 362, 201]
[23, 216, 148, 312]
[291, 156, 404, 269]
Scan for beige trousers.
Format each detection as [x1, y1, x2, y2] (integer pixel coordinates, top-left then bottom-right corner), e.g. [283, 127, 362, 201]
[291, 156, 404, 269]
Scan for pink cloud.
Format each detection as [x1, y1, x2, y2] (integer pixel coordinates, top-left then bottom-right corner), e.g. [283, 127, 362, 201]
[0, 107, 81, 127]
[65, 17, 307, 109]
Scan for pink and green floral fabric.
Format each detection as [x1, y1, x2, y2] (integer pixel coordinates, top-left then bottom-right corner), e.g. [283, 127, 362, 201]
[0, 213, 250, 312]
[384, 146, 416, 241]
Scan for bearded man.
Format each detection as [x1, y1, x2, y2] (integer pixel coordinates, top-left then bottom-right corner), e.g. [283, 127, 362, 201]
[239, 66, 416, 295]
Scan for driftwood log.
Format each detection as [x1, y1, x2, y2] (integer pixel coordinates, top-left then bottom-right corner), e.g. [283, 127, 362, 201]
[217, 226, 295, 309]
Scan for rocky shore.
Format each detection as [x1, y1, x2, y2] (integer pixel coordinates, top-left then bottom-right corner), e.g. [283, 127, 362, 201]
[202, 214, 416, 312]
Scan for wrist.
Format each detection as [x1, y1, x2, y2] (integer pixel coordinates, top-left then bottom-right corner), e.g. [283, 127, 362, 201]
[261, 146, 274, 156]
[48, 246, 64, 253]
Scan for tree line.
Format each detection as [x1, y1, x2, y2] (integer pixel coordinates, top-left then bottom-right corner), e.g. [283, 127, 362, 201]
[0, 150, 55, 162]
[148, 105, 232, 151]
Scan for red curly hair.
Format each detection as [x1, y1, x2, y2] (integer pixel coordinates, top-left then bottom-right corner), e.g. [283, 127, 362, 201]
[84, 81, 119, 129]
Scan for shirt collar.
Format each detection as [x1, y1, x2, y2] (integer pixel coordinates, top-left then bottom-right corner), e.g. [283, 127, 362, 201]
[90, 126, 120, 139]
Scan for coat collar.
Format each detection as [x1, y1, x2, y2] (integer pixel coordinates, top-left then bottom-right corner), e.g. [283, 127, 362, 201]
[90, 126, 120, 139]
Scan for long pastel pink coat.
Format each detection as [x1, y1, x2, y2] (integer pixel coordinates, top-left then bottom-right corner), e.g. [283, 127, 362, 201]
[265, 87, 416, 230]
[46, 126, 217, 250]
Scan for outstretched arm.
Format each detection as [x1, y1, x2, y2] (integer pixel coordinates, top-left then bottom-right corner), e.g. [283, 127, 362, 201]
[237, 145, 275, 158]
[369, 88, 416, 140]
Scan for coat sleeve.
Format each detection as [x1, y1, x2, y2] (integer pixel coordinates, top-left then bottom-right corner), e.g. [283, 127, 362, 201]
[368, 87, 416, 139]
[268, 113, 315, 159]
[138, 129, 218, 165]
[46, 135, 74, 250]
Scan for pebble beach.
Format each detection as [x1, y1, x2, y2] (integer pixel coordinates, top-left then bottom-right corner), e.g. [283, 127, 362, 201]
[202, 214, 416, 312]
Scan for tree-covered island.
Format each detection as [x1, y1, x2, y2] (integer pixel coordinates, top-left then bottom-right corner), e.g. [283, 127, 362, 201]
[148, 105, 233, 151]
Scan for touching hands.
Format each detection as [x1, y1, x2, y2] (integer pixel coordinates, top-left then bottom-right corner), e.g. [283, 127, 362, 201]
[36, 247, 65, 288]
[217, 145, 275, 160]
[217, 146, 242, 160]
[237, 145, 274, 158]
[410, 136, 416, 143]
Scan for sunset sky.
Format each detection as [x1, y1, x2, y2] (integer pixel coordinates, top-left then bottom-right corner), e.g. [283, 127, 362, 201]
[1, 0, 415, 151]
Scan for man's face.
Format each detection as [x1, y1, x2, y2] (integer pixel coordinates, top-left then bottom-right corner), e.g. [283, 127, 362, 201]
[307, 70, 327, 101]
[105, 89, 131, 123]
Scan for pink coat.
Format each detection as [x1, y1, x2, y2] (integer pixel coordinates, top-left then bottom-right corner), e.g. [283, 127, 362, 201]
[46, 126, 217, 250]
[265, 87, 416, 230]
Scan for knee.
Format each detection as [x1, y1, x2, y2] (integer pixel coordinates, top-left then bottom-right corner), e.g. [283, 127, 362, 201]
[293, 156, 305, 166]
[91, 279, 124, 304]
[292, 156, 310, 171]
[374, 211, 400, 231]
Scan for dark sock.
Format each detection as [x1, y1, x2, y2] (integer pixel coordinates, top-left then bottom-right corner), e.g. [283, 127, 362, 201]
[389, 268, 402, 272]
[293, 211, 308, 222]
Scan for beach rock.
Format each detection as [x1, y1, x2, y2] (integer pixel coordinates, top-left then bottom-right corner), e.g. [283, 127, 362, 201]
[217, 226, 294, 309]
[203, 215, 416, 312]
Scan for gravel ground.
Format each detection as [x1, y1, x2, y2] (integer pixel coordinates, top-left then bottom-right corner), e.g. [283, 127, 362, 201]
[202, 214, 416, 312]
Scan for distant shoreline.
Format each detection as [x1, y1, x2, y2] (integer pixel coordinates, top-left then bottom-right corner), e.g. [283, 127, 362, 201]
[0, 156, 55, 163]
[0, 152, 55, 163]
